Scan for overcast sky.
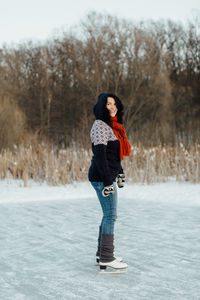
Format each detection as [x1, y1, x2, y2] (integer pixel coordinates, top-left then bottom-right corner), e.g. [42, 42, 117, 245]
[0, 0, 199, 46]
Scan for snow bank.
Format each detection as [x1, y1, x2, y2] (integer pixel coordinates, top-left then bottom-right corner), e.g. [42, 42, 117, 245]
[0, 179, 199, 206]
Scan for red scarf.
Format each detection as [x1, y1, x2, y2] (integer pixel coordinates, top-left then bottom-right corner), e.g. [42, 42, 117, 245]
[110, 116, 131, 160]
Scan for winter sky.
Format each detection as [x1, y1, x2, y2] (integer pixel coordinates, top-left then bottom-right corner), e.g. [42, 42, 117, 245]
[0, 0, 200, 46]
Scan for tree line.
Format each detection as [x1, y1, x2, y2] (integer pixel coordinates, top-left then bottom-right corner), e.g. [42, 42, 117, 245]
[0, 12, 199, 150]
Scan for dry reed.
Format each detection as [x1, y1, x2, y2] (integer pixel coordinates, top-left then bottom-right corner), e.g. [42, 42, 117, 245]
[123, 143, 200, 184]
[0, 142, 199, 186]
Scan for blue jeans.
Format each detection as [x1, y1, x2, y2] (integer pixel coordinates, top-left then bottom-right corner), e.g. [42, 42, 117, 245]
[91, 182, 118, 234]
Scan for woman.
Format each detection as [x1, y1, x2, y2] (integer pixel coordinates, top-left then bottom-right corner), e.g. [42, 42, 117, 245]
[88, 92, 131, 271]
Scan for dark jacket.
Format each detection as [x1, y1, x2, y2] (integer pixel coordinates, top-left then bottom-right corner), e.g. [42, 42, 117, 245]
[88, 93, 124, 186]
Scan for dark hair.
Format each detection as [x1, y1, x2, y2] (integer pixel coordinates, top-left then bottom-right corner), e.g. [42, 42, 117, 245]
[93, 92, 124, 124]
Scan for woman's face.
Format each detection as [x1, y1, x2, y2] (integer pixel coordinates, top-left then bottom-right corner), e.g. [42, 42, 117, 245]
[106, 97, 118, 117]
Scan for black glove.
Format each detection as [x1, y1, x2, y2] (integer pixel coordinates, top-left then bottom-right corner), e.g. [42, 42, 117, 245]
[117, 174, 125, 188]
[102, 184, 115, 197]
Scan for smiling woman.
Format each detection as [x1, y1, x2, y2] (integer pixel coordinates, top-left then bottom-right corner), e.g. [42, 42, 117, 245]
[106, 97, 118, 117]
[88, 92, 131, 273]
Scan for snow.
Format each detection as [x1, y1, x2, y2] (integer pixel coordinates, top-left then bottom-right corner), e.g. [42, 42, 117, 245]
[0, 180, 200, 300]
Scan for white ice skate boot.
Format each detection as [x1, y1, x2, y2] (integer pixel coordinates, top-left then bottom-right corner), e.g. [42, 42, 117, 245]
[96, 255, 123, 265]
[99, 259, 128, 274]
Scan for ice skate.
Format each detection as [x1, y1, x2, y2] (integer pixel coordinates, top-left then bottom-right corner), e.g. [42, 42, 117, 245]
[99, 259, 128, 274]
[95, 255, 123, 266]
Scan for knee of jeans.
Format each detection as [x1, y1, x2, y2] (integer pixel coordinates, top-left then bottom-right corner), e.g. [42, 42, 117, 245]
[104, 213, 117, 222]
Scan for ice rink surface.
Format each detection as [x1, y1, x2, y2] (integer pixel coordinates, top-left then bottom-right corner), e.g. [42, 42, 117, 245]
[0, 181, 200, 300]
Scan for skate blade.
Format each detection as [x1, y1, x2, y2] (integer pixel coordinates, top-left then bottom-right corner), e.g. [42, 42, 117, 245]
[99, 269, 127, 275]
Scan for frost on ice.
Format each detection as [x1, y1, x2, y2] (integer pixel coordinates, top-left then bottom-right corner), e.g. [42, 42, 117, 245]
[0, 180, 200, 300]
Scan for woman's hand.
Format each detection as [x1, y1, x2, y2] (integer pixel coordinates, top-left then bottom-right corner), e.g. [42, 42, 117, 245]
[102, 185, 114, 197]
[117, 174, 125, 188]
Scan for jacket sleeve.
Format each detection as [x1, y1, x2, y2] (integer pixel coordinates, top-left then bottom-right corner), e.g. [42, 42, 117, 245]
[93, 144, 113, 186]
[118, 166, 124, 175]
[91, 121, 113, 186]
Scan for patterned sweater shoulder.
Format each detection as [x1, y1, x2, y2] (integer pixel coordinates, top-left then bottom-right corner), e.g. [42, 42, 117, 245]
[90, 120, 117, 145]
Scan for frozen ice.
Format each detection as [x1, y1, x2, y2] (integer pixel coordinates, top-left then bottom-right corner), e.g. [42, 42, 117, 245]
[0, 180, 200, 300]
